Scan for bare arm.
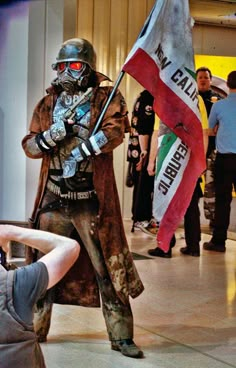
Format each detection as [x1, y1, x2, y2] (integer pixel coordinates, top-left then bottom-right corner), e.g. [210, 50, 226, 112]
[136, 134, 149, 171]
[203, 129, 209, 156]
[138, 134, 149, 153]
[0, 225, 80, 289]
[147, 130, 158, 176]
[208, 126, 218, 136]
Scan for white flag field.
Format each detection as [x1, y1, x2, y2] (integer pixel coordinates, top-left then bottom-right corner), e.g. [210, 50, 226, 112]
[122, 0, 206, 252]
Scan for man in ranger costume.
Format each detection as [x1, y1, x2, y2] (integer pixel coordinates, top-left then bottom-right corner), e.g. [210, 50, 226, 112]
[22, 38, 144, 358]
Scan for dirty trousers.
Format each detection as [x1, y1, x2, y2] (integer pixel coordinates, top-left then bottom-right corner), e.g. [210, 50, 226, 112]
[34, 190, 134, 342]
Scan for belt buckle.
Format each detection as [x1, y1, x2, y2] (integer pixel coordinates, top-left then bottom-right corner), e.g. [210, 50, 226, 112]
[60, 193, 69, 198]
[77, 191, 89, 200]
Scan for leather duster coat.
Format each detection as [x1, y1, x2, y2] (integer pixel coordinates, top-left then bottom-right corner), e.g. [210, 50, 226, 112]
[22, 72, 144, 307]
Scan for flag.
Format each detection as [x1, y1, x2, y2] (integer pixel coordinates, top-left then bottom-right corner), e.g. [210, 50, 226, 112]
[122, 0, 206, 252]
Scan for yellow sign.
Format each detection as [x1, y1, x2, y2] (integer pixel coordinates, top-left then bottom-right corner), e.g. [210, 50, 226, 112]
[195, 55, 236, 79]
[196, 55, 236, 197]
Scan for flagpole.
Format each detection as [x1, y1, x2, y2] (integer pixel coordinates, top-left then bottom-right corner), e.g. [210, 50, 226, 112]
[91, 71, 125, 135]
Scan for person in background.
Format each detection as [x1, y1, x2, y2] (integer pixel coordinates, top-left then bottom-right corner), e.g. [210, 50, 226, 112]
[129, 90, 158, 237]
[203, 71, 236, 252]
[196, 66, 223, 229]
[148, 95, 208, 258]
[0, 224, 80, 368]
[22, 38, 144, 358]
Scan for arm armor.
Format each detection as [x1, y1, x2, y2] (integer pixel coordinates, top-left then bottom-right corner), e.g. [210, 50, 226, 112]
[71, 130, 108, 161]
[35, 131, 57, 153]
[63, 131, 108, 178]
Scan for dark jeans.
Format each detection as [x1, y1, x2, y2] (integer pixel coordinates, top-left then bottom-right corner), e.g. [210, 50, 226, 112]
[132, 163, 154, 223]
[212, 153, 236, 245]
[184, 181, 202, 252]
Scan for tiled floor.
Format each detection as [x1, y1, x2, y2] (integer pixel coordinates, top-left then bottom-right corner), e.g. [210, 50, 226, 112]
[40, 220, 236, 368]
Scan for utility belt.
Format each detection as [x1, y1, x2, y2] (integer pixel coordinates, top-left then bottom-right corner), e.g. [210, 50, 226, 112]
[47, 180, 96, 200]
[30, 176, 96, 229]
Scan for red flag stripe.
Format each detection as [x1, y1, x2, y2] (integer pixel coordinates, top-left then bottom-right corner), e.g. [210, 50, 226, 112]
[123, 48, 205, 174]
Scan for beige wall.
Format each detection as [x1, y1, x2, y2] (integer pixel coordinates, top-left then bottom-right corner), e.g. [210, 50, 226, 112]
[193, 23, 236, 56]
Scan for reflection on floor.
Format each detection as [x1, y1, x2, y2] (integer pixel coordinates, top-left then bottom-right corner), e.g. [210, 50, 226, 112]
[41, 220, 236, 368]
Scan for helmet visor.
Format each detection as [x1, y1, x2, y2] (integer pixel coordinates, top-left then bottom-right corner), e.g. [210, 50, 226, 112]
[57, 61, 83, 72]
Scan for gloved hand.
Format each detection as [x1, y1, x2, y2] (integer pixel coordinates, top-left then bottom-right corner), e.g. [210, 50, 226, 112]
[62, 131, 108, 178]
[63, 140, 94, 178]
[50, 118, 75, 142]
[71, 140, 95, 160]
[49, 119, 66, 142]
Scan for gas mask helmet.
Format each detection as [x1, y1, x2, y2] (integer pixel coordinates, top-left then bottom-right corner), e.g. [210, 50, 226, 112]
[52, 38, 96, 94]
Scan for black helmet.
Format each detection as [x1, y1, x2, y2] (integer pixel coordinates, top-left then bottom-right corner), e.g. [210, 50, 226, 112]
[53, 38, 96, 70]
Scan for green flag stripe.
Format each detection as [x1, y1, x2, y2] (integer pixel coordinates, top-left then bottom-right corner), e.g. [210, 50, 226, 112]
[156, 132, 178, 175]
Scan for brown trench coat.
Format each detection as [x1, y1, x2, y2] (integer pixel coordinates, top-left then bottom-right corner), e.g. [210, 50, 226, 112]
[22, 73, 144, 307]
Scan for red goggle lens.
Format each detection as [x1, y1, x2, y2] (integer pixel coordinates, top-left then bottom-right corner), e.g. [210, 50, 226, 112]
[58, 62, 66, 71]
[57, 62, 83, 71]
[70, 62, 83, 70]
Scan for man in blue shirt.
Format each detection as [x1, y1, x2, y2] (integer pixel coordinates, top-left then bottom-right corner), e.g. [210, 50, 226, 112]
[203, 71, 236, 252]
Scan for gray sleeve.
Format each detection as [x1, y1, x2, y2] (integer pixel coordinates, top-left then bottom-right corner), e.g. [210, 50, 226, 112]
[13, 262, 49, 325]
